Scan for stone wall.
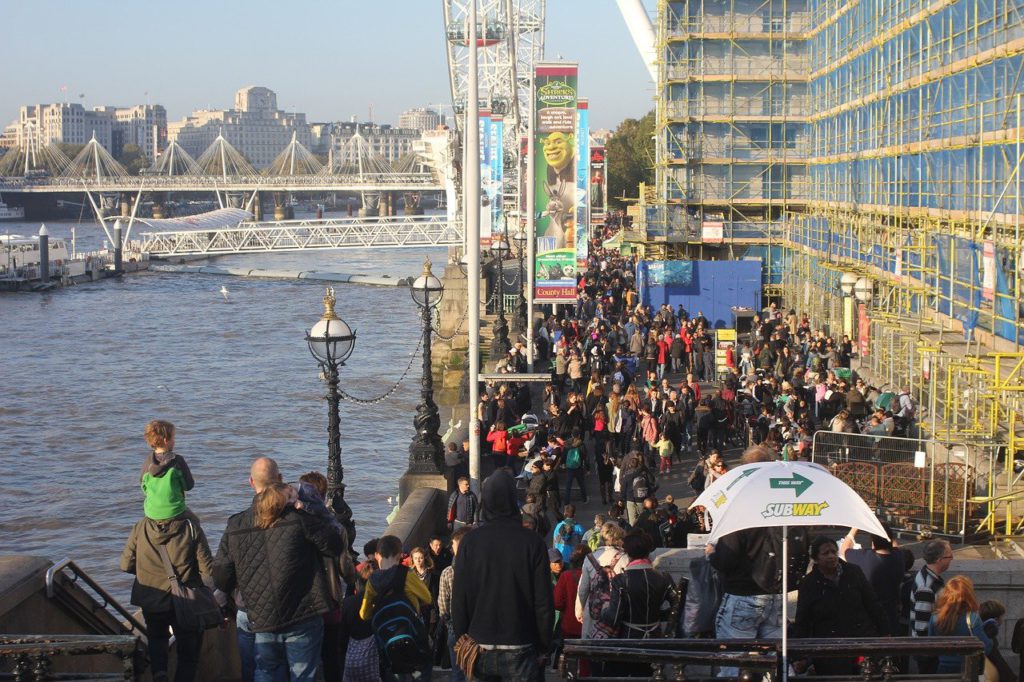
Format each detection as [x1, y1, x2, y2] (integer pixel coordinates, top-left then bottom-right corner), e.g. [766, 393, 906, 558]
[384, 487, 445, 552]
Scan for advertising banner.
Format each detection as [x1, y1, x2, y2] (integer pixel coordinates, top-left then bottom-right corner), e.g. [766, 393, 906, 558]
[575, 100, 590, 268]
[982, 240, 995, 301]
[489, 116, 504, 242]
[533, 62, 579, 303]
[857, 303, 870, 357]
[478, 113, 493, 248]
[590, 145, 607, 225]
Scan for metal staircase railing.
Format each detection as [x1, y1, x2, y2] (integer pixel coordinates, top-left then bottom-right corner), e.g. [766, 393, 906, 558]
[45, 559, 146, 638]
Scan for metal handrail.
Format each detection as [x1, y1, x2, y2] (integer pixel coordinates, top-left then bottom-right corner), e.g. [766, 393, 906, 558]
[563, 636, 983, 680]
[46, 559, 147, 638]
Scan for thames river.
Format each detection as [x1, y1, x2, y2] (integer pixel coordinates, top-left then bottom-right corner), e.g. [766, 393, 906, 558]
[0, 219, 449, 601]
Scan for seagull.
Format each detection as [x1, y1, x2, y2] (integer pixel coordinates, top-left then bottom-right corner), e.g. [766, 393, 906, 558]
[219, 285, 230, 301]
[386, 496, 394, 506]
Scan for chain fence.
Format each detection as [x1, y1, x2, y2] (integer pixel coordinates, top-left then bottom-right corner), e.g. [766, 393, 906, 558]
[334, 334, 423, 405]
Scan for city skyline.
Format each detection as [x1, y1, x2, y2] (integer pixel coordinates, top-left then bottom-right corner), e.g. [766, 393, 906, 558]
[2, 0, 655, 131]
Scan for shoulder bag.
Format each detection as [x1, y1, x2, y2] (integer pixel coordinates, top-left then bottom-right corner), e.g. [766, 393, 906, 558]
[157, 523, 221, 632]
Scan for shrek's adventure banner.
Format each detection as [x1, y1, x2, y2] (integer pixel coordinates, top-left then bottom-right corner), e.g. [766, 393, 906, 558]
[533, 62, 579, 303]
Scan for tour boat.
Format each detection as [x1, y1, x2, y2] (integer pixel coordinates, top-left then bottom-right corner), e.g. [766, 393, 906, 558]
[1, 234, 70, 273]
[0, 195, 25, 221]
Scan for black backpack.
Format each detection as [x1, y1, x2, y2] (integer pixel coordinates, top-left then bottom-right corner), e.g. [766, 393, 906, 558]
[370, 565, 431, 674]
[688, 461, 707, 494]
[748, 528, 809, 593]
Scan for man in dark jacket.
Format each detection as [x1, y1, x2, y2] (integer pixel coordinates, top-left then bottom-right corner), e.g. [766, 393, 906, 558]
[213, 457, 344, 682]
[452, 469, 554, 680]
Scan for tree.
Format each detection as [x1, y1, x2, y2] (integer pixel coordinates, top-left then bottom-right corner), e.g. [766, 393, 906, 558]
[117, 144, 149, 176]
[606, 110, 656, 209]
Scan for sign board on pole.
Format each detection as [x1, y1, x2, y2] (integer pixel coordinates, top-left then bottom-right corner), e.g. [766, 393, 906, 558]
[715, 328, 737, 375]
[575, 100, 589, 268]
[589, 145, 607, 225]
[533, 62, 580, 303]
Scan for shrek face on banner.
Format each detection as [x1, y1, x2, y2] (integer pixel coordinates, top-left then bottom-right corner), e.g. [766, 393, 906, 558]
[542, 132, 575, 181]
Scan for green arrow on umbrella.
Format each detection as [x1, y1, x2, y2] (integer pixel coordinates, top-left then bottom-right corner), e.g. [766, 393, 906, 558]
[769, 472, 814, 497]
[726, 467, 759, 491]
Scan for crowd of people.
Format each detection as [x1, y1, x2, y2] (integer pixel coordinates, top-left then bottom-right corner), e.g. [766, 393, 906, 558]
[116, 235, 1022, 682]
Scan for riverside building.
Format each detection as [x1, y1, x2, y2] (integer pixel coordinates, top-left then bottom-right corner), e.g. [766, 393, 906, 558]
[398, 107, 445, 132]
[3, 103, 167, 160]
[167, 86, 313, 169]
[331, 121, 420, 164]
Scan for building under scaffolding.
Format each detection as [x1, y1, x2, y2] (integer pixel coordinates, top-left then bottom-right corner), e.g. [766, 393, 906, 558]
[651, 0, 1024, 537]
[653, 0, 809, 264]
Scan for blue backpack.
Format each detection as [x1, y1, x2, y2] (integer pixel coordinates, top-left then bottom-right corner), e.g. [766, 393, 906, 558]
[369, 565, 430, 674]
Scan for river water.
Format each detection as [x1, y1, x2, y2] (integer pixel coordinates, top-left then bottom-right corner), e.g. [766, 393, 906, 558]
[0, 218, 450, 601]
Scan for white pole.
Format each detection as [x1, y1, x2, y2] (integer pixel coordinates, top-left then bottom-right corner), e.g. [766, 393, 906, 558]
[526, 67, 537, 371]
[467, 0, 483, 494]
[614, 0, 659, 84]
[782, 526, 789, 682]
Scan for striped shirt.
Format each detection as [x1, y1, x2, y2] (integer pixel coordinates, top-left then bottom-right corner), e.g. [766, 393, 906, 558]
[910, 566, 944, 636]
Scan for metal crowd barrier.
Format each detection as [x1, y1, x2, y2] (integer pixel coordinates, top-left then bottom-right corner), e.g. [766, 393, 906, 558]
[811, 431, 976, 540]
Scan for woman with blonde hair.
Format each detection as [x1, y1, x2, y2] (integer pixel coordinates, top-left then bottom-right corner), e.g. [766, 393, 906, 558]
[575, 522, 630, 639]
[254, 482, 291, 529]
[928, 575, 993, 674]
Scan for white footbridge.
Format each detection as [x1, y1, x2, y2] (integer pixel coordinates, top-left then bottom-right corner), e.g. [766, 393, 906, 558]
[140, 214, 463, 257]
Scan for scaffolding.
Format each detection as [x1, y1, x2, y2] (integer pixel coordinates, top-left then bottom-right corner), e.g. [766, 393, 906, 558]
[657, 0, 810, 260]
[777, 0, 1024, 536]
[650, 0, 1024, 536]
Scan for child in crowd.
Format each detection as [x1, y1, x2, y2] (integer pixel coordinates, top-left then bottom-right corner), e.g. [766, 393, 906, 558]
[655, 432, 675, 475]
[140, 419, 195, 521]
[290, 471, 343, 535]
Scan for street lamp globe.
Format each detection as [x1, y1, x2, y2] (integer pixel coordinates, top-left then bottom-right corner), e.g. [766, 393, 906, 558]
[839, 272, 858, 297]
[492, 236, 509, 256]
[854, 277, 873, 303]
[411, 257, 444, 309]
[307, 287, 356, 365]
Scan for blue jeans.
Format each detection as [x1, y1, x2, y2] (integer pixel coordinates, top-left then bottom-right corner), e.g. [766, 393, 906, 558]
[236, 610, 256, 682]
[473, 645, 543, 682]
[447, 628, 466, 682]
[238, 611, 288, 682]
[714, 593, 782, 677]
[254, 615, 324, 682]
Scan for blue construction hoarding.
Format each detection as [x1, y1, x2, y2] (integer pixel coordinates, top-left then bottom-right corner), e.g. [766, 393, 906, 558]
[638, 260, 762, 329]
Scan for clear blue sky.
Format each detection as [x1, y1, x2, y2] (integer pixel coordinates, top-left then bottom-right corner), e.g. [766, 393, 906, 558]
[2, 0, 655, 131]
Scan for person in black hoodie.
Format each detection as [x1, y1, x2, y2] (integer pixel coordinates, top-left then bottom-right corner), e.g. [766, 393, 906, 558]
[452, 469, 554, 681]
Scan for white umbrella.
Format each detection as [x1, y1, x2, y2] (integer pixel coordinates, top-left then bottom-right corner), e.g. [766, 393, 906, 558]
[689, 460, 888, 681]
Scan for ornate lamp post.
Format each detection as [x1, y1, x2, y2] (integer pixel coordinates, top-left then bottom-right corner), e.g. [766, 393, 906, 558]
[409, 257, 445, 473]
[306, 287, 356, 524]
[512, 228, 528, 334]
[489, 236, 511, 358]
